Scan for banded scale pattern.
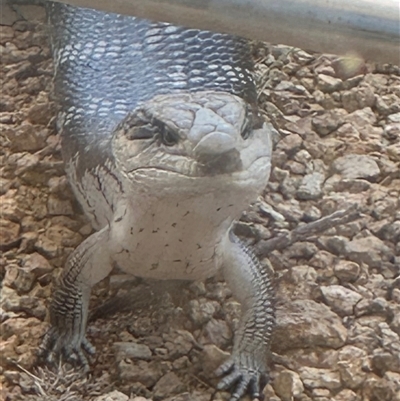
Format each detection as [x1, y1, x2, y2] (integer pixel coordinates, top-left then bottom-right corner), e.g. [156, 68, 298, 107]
[48, 2, 256, 168]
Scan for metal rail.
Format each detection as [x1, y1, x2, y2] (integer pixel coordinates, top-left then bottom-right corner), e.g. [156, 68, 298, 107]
[51, 0, 399, 65]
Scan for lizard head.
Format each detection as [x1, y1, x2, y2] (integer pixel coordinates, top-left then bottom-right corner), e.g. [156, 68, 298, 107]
[112, 91, 273, 194]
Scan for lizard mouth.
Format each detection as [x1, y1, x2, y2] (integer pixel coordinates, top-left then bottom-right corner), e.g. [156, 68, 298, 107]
[127, 154, 270, 178]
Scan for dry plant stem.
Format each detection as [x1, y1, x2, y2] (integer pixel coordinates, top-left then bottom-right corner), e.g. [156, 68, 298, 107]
[255, 204, 362, 257]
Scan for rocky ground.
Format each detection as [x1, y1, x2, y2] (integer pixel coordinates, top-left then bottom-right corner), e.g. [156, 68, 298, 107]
[1, 2, 399, 401]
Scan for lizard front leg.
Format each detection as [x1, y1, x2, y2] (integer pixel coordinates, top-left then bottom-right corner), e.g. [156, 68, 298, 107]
[38, 227, 113, 370]
[217, 230, 275, 401]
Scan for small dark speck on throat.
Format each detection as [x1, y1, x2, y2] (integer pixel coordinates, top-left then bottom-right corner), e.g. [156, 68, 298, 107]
[171, 222, 177, 227]
[115, 216, 123, 222]
[183, 211, 190, 217]
[139, 228, 144, 232]
[216, 207, 221, 212]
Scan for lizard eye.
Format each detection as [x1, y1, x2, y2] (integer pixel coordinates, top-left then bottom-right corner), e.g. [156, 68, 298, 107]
[127, 124, 157, 140]
[160, 125, 179, 146]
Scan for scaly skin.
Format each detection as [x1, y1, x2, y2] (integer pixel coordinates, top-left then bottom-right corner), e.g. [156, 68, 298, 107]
[41, 2, 276, 399]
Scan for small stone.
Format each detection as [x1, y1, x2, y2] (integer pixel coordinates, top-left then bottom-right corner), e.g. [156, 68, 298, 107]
[334, 123, 360, 141]
[0, 218, 20, 247]
[200, 344, 229, 379]
[344, 107, 377, 128]
[280, 265, 318, 299]
[309, 250, 336, 270]
[293, 149, 312, 166]
[302, 205, 322, 222]
[272, 299, 347, 352]
[287, 160, 306, 175]
[330, 178, 372, 193]
[388, 112, 400, 123]
[319, 235, 348, 255]
[0, 25, 14, 43]
[276, 133, 303, 156]
[333, 260, 360, 283]
[272, 202, 302, 225]
[271, 91, 301, 115]
[27, 101, 53, 125]
[317, 74, 342, 93]
[344, 236, 392, 268]
[1, 316, 45, 347]
[332, 389, 358, 401]
[188, 298, 219, 326]
[312, 110, 346, 137]
[384, 371, 400, 391]
[379, 322, 400, 355]
[3, 264, 35, 294]
[337, 345, 368, 389]
[34, 235, 59, 259]
[6, 124, 48, 152]
[286, 242, 318, 260]
[311, 388, 331, 399]
[131, 398, 151, 401]
[164, 330, 195, 359]
[387, 142, 400, 161]
[163, 392, 211, 401]
[47, 195, 74, 216]
[362, 375, 394, 401]
[13, 153, 41, 179]
[47, 176, 72, 196]
[296, 172, 325, 200]
[200, 319, 232, 349]
[320, 285, 363, 316]
[355, 297, 389, 317]
[1, 285, 22, 312]
[273, 369, 304, 401]
[376, 94, 400, 115]
[94, 390, 129, 401]
[341, 85, 375, 112]
[299, 366, 341, 390]
[153, 371, 187, 399]
[172, 356, 190, 370]
[113, 342, 152, 361]
[332, 154, 380, 181]
[117, 360, 162, 388]
[22, 253, 53, 278]
[383, 123, 400, 140]
[372, 351, 400, 375]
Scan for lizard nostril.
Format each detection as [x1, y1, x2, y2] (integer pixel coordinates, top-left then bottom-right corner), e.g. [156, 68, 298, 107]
[198, 149, 242, 175]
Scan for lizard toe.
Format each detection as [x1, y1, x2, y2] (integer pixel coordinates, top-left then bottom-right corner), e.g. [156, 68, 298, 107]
[215, 357, 269, 401]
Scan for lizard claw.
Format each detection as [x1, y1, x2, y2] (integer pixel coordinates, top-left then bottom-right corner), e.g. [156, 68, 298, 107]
[37, 326, 95, 372]
[215, 357, 269, 401]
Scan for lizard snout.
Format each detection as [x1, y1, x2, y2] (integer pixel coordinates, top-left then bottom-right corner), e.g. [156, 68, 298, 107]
[193, 132, 237, 157]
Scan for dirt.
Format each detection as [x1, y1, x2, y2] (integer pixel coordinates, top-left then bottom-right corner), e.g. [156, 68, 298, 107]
[1, 2, 399, 401]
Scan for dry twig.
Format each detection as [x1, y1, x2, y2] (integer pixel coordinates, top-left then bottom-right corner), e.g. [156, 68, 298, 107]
[255, 204, 362, 257]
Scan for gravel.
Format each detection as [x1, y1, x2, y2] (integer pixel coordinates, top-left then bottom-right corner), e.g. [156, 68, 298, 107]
[1, 2, 399, 401]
